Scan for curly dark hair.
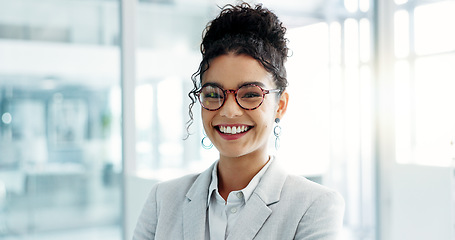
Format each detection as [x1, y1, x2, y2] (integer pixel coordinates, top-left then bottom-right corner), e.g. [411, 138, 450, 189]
[186, 2, 289, 136]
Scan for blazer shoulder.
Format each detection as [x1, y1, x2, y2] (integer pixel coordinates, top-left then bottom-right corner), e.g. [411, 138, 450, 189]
[284, 176, 345, 239]
[283, 174, 344, 206]
[154, 173, 200, 200]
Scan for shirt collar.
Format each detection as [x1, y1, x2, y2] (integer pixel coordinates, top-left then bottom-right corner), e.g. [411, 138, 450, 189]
[207, 156, 274, 206]
[207, 162, 219, 206]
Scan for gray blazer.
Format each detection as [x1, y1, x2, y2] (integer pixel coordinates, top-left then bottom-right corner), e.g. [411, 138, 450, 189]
[133, 160, 345, 240]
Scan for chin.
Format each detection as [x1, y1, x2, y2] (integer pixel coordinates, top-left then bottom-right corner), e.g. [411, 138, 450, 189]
[216, 146, 250, 158]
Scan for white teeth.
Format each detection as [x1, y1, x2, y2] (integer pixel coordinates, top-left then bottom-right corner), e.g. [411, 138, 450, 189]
[218, 126, 249, 134]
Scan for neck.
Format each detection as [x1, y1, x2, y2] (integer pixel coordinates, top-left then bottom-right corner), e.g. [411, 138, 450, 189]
[216, 151, 270, 200]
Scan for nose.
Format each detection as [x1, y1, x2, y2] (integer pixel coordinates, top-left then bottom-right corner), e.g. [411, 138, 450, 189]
[219, 92, 243, 118]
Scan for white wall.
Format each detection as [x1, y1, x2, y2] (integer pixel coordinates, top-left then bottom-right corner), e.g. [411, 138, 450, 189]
[389, 164, 454, 240]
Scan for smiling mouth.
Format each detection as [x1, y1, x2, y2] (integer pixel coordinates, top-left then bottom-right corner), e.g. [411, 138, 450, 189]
[216, 125, 252, 135]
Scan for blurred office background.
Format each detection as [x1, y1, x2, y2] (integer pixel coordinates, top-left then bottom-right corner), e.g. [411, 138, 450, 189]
[0, 0, 454, 239]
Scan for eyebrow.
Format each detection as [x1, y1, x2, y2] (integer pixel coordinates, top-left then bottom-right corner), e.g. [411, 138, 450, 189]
[239, 81, 266, 88]
[202, 81, 267, 89]
[201, 82, 223, 89]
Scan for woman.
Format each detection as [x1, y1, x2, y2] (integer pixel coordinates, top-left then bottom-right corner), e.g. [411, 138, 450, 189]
[134, 3, 344, 240]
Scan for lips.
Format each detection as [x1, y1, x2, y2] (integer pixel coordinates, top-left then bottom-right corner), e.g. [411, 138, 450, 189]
[219, 125, 249, 134]
[215, 124, 252, 140]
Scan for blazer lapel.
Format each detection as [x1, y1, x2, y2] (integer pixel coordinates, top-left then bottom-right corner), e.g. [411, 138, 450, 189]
[183, 162, 216, 240]
[226, 194, 272, 240]
[227, 159, 288, 240]
[183, 196, 207, 240]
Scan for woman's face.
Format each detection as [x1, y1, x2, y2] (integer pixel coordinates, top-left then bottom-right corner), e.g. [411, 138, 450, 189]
[201, 53, 288, 158]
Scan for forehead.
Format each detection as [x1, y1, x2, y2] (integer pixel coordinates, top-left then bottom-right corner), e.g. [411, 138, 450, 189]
[202, 53, 274, 88]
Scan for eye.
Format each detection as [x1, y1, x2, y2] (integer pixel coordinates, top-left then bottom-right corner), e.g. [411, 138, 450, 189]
[238, 85, 263, 99]
[241, 91, 262, 98]
[204, 92, 223, 99]
[201, 85, 224, 100]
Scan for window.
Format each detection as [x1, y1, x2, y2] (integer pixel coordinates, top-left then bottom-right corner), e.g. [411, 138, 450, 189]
[380, 0, 455, 239]
[394, 0, 455, 166]
[133, 1, 215, 180]
[0, 0, 122, 238]
[282, 2, 375, 239]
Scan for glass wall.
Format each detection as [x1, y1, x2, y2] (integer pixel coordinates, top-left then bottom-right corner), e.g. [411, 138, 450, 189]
[280, 0, 376, 238]
[0, 0, 123, 239]
[134, 0, 214, 179]
[394, 0, 455, 167]
[385, 0, 455, 239]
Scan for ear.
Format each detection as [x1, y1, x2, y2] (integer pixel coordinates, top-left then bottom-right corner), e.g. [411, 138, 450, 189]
[275, 90, 289, 119]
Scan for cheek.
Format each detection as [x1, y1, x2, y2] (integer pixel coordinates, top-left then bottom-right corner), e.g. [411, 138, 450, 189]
[201, 110, 208, 121]
[263, 96, 279, 111]
[260, 100, 279, 121]
[259, 107, 279, 133]
[201, 110, 214, 130]
[254, 111, 275, 132]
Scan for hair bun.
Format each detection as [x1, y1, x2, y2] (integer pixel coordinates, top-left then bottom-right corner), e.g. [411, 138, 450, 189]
[202, 3, 287, 56]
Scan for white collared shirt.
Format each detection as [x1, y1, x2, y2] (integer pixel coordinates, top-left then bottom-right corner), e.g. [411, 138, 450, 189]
[205, 158, 273, 240]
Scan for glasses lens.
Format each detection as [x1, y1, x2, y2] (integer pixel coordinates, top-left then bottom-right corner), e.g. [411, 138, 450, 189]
[237, 85, 264, 109]
[199, 85, 224, 110]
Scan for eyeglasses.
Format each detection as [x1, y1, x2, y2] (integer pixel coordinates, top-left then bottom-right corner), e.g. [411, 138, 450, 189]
[196, 83, 281, 111]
